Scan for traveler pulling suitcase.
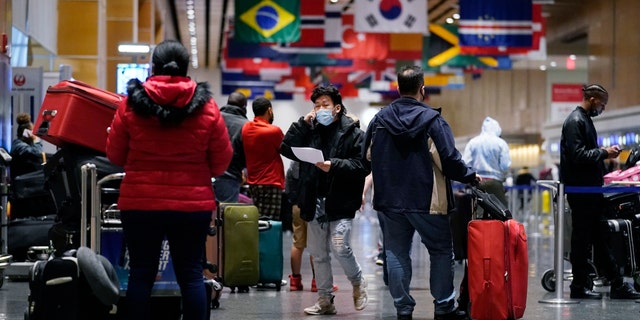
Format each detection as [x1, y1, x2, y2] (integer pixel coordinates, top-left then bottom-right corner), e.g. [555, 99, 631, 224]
[33, 80, 122, 153]
[466, 187, 528, 320]
[258, 219, 283, 290]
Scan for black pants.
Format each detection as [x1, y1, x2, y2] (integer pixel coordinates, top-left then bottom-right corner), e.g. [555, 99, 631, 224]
[566, 193, 620, 288]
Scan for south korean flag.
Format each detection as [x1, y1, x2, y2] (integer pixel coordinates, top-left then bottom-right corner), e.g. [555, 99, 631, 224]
[354, 0, 427, 34]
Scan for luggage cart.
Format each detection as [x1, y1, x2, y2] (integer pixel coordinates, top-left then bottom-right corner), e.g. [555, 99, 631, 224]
[0, 148, 14, 288]
[81, 164, 222, 314]
[539, 182, 640, 292]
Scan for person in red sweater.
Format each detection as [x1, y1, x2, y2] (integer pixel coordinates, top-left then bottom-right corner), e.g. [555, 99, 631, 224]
[106, 40, 232, 320]
[242, 96, 285, 220]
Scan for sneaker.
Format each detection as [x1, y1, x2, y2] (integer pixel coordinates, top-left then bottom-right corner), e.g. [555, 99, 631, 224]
[304, 296, 337, 315]
[353, 277, 368, 311]
[375, 252, 384, 266]
[289, 274, 303, 291]
[310, 278, 338, 292]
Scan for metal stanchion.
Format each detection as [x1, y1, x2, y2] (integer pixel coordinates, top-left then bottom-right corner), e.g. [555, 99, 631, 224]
[539, 181, 579, 304]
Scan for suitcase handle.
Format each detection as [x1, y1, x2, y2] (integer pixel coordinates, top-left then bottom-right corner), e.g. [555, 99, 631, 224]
[258, 220, 271, 231]
[36, 110, 57, 136]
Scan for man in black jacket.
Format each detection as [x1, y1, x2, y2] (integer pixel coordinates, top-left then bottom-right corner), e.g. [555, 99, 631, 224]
[214, 92, 248, 202]
[280, 84, 370, 315]
[560, 84, 640, 300]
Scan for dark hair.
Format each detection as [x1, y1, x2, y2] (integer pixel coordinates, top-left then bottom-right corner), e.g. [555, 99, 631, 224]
[252, 96, 272, 116]
[151, 40, 190, 77]
[15, 113, 33, 138]
[582, 84, 608, 100]
[227, 92, 247, 108]
[397, 66, 424, 96]
[310, 84, 346, 115]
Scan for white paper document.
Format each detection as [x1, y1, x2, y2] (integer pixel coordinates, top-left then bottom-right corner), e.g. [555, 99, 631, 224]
[291, 147, 324, 164]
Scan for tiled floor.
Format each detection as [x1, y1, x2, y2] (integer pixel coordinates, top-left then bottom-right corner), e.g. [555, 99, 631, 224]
[0, 207, 639, 319]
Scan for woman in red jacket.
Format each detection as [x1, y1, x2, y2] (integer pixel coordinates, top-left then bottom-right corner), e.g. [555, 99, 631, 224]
[106, 40, 232, 320]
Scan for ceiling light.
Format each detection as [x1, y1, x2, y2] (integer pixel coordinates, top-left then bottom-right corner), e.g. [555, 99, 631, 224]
[453, 13, 460, 19]
[446, 17, 454, 24]
[118, 43, 151, 54]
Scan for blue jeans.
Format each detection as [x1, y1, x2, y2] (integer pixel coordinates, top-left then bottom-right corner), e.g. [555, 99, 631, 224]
[214, 176, 241, 203]
[379, 211, 457, 315]
[306, 199, 363, 299]
[121, 210, 211, 320]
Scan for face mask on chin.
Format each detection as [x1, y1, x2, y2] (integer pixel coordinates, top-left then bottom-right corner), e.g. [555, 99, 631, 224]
[315, 109, 335, 126]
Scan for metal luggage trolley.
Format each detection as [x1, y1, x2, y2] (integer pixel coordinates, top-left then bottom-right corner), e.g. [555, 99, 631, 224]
[0, 148, 14, 288]
[538, 181, 604, 295]
[80, 164, 222, 313]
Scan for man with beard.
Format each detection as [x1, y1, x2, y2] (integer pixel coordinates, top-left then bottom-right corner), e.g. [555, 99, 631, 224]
[242, 96, 285, 220]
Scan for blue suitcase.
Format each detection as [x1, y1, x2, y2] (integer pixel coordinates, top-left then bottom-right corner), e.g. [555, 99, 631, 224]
[258, 220, 283, 290]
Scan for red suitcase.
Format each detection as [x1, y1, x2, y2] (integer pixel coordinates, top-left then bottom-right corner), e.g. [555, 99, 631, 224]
[34, 80, 122, 153]
[468, 219, 528, 320]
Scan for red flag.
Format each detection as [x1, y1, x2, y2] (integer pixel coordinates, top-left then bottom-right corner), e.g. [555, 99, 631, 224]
[274, 1, 342, 54]
[329, 14, 389, 60]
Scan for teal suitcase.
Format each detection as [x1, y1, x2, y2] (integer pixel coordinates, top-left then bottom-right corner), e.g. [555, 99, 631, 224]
[258, 220, 283, 290]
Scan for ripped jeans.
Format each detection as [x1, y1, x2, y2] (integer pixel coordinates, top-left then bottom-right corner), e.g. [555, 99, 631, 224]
[306, 198, 363, 299]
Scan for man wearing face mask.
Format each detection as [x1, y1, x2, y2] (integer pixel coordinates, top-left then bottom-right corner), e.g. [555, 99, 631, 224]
[560, 84, 640, 300]
[280, 84, 370, 315]
[242, 96, 285, 220]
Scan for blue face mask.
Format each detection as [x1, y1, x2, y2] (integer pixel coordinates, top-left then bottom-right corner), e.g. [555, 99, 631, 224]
[315, 109, 334, 126]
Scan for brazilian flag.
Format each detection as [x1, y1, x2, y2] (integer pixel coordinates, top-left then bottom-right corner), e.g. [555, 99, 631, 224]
[234, 0, 300, 43]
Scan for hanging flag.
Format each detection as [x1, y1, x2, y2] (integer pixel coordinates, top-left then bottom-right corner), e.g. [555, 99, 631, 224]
[388, 33, 423, 60]
[460, 3, 540, 55]
[423, 24, 509, 71]
[221, 70, 293, 100]
[234, 0, 300, 43]
[328, 14, 389, 60]
[458, 0, 533, 49]
[274, 2, 342, 54]
[354, 0, 427, 34]
[509, 4, 547, 60]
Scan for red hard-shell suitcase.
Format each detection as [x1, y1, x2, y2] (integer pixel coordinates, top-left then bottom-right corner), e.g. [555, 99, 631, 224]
[34, 80, 122, 153]
[468, 219, 528, 320]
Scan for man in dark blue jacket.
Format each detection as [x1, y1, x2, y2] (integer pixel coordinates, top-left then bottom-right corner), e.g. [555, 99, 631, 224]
[363, 66, 477, 320]
[560, 84, 640, 300]
[214, 92, 248, 202]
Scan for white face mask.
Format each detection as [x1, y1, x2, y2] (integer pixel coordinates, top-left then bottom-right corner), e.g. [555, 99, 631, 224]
[315, 109, 334, 126]
[22, 129, 32, 138]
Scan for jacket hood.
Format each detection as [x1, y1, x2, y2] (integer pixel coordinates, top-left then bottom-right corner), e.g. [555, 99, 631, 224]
[220, 104, 248, 118]
[126, 76, 210, 125]
[378, 97, 438, 139]
[481, 116, 502, 137]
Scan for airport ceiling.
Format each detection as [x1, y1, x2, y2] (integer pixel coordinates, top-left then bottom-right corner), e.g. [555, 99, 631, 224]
[166, 0, 586, 69]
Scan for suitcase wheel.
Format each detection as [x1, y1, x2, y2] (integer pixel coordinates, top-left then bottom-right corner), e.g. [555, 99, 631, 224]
[211, 299, 220, 309]
[275, 282, 281, 291]
[541, 269, 556, 292]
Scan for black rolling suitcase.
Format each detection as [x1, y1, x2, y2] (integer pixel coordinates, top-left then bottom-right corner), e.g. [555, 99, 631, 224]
[602, 219, 639, 277]
[450, 189, 474, 261]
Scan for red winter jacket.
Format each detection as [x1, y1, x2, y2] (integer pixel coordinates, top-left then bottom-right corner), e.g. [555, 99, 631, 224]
[106, 76, 232, 212]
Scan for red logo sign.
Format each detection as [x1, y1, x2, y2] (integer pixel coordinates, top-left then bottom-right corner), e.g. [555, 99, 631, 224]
[13, 74, 26, 87]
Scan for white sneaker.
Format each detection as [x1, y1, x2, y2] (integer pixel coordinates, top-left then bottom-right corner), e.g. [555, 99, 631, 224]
[353, 278, 368, 311]
[304, 296, 337, 315]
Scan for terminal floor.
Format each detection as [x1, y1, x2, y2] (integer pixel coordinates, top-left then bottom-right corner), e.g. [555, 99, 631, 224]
[0, 211, 639, 319]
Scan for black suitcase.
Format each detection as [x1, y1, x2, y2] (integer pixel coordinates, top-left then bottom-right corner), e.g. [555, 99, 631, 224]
[603, 192, 640, 220]
[27, 254, 81, 320]
[8, 216, 55, 261]
[450, 190, 474, 261]
[603, 219, 638, 277]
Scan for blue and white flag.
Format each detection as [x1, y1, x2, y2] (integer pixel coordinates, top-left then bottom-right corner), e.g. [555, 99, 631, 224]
[458, 0, 533, 48]
[354, 0, 427, 34]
